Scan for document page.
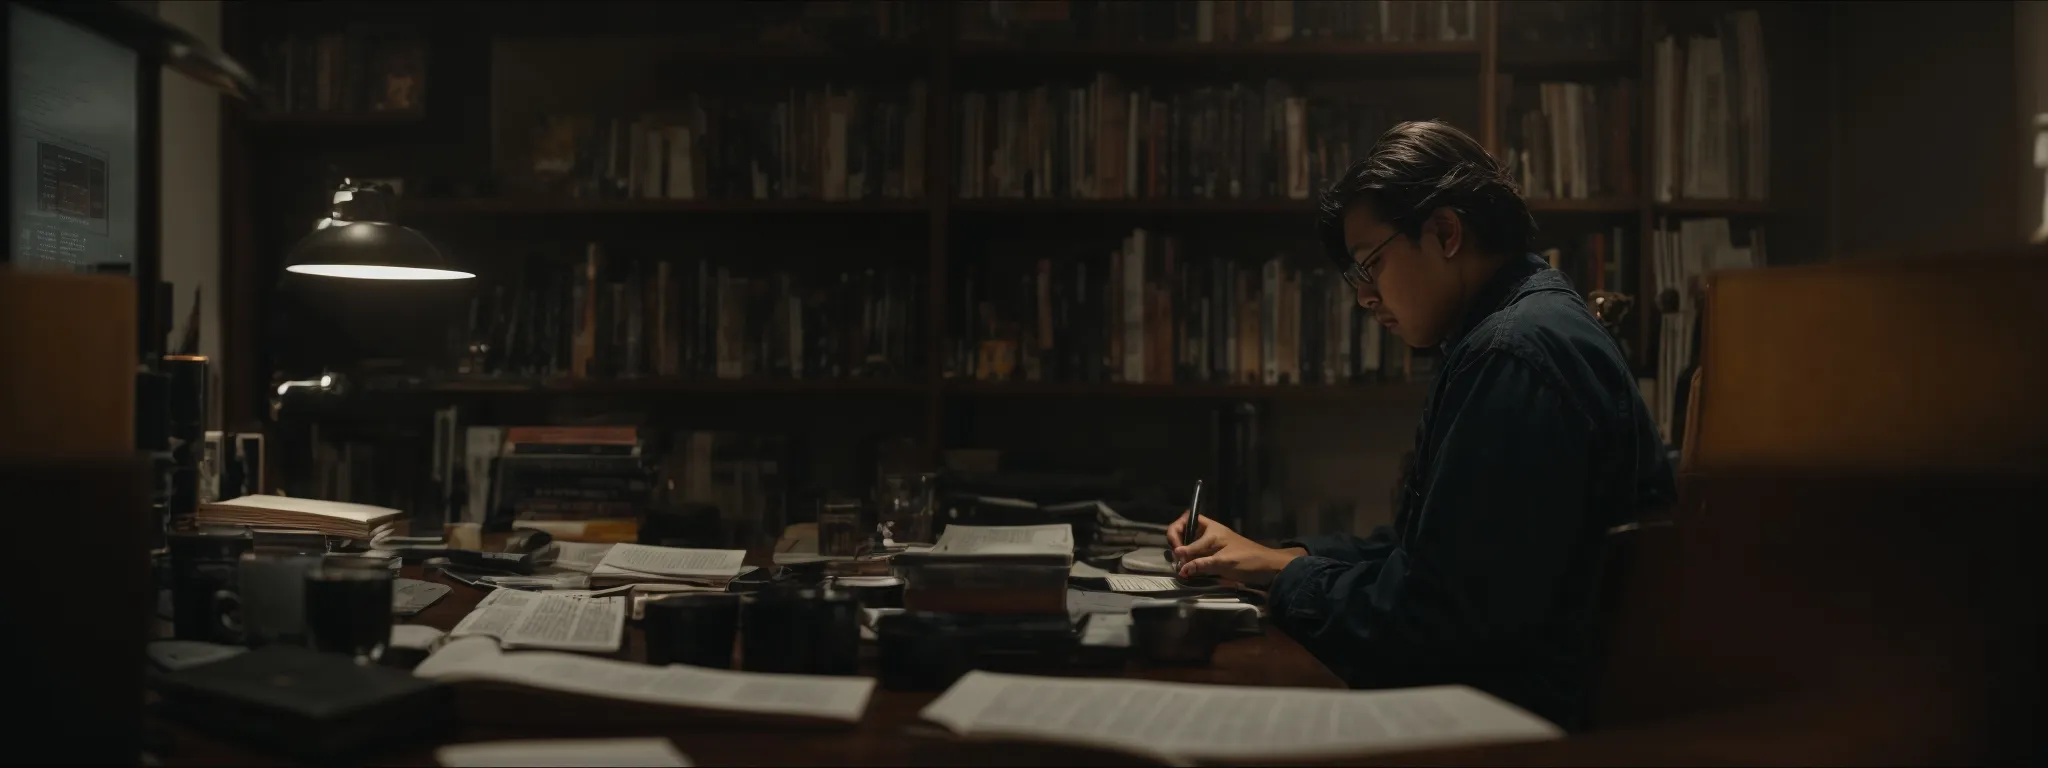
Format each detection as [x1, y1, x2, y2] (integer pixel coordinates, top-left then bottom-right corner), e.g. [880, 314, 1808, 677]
[449, 589, 625, 653]
[548, 542, 618, 573]
[436, 738, 692, 768]
[920, 672, 1563, 762]
[1105, 575, 1183, 592]
[928, 524, 1074, 556]
[416, 637, 875, 723]
[597, 544, 746, 578]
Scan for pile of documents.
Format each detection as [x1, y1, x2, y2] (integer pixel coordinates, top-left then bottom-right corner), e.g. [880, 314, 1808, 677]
[588, 543, 748, 590]
[896, 523, 1074, 614]
[196, 495, 402, 540]
[1091, 502, 1170, 548]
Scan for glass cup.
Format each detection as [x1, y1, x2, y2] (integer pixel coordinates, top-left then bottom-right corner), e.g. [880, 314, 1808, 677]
[304, 566, 393, 665]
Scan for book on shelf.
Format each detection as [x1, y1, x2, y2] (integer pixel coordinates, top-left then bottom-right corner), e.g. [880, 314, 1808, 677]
[1504, 77, 1637, 201]
[957, 0, 1478, 45]
[1537, 226, 1631, 297]
[1648, 217, 1764, 444]
[1652, 10, 1769, 203]
[1498, 0, 1636, 56]
[459, 242, 922, 384]
[952, 229, 1402, 387]
[526, 82, 927, 202]
[956, 74, 1391, 201]
[256, 31, 425, 116]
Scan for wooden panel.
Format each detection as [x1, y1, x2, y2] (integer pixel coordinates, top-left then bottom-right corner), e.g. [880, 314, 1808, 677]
[0, 270, 138, 458]
[1693, 256, 2048, 475]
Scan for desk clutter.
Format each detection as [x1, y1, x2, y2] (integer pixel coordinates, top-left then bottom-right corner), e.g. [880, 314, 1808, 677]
[147, 512, 1561, 763]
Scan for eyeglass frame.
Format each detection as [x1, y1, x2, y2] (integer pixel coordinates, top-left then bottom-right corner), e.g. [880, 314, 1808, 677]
[1339, 229, 1403, 289]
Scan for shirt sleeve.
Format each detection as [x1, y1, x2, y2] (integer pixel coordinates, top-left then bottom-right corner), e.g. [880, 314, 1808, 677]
[1281, 525, 1396, 564]
[1266, 351, 1593, 689]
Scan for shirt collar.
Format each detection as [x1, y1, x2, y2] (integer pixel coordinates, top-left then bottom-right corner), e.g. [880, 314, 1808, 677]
[1441, 252, 1553, 352]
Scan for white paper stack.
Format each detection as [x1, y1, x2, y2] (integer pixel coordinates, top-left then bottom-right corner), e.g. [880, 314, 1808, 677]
[588, 543, 747, 589]
[416, 636, 875, 724]
[909, 523, 1074, 563]
[921, 672, 1562, 763]
[449, 588, 627, 653]
[196, 495, 402, 540]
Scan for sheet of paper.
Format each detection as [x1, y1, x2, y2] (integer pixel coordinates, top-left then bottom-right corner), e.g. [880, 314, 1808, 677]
[1066, 589, 1138, 620]
[1079, 614, 1132, 648]
[392, 624, 447, 652]
[920, 672, 1563, 763]
[548, 542, 618, 573]
[449, 589, 624, 653]
[416, 637, 875, 723]
[1106, 575, 1183, 593]
[929, 524, 1074, 556]
[435, 738, 692, 767]
[599, 544, 746, 578]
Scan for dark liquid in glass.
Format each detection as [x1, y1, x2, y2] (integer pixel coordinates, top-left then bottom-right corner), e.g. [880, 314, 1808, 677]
[304, 569, 393, 663]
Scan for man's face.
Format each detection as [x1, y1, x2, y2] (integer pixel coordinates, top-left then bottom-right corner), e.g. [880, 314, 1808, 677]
[1340, 204, 1466, 348]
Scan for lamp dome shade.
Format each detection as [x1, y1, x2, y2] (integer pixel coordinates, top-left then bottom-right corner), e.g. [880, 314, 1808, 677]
[285, 222, 473, 280]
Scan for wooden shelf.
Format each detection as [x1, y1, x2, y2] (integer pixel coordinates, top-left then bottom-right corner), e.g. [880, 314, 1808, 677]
[1656, 199, 1771, 215]
[946, 380, 1426, 401]
[1528, 198, 1640, 213]
[399, 198, 930, 216]
[362, 378, 926, 396]
[952, 198, 1314, 215]
[956, 40, 1482, 60]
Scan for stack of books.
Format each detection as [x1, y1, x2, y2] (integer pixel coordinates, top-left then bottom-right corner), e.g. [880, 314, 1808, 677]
[195, 495, 403, 541]
[895, 523, 1074, 615]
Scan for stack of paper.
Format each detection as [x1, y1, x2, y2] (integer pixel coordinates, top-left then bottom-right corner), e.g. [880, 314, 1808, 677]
[920, 672, 1563, 763]
[449, 588, 627, 653]
[196, 495, 402, 540]
[416, 636, 875, 724]
[588, 543, 747, 589]
[904, 523, 1074, 564]
[436, 739, 692, 768]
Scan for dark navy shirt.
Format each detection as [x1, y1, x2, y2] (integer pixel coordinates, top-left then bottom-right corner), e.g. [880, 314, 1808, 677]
[1267, 252, 1675, 731]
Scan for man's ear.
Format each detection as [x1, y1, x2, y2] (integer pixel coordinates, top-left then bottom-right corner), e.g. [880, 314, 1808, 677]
[1430, 206, 1463, 258]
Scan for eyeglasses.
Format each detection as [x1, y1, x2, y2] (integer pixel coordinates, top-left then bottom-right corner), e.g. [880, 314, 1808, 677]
[1339, 230, 1402, 289]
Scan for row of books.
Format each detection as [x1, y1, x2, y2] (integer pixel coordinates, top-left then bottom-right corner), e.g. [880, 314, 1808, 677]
[951, 228, 1412, 387]
[1647, 217, 1764, 444]
[1652, 11, 1770, 202]
[1538, 226, 1633, 298]
[1498, 0, 1636, 55]
[957, 0, 1478, 45]
[256, 32, 426, 116]
[957, 75, 1390, 201]
[528, 83, 928, 202]
[459, 244, 924, 383]
[1505, 79, 1638, 201]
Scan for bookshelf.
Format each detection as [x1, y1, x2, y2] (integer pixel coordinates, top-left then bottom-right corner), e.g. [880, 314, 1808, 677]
[223, 0, 1781, 473]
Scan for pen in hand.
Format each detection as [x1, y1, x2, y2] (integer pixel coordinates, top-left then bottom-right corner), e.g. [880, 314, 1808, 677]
[1173, 479, 1205, 570]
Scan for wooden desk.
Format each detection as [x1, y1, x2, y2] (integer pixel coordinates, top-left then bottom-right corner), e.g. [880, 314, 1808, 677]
[146, 563, 1343, 766]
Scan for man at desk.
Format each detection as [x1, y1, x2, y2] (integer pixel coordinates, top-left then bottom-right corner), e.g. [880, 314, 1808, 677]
[1168, 120, 1674, 731]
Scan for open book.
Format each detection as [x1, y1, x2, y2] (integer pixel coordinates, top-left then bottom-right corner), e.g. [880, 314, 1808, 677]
[415, 636, 874, 724]
[449, 588, 626, 653]
[197, 495, 402, 540]
[920, 672, 1562, 763]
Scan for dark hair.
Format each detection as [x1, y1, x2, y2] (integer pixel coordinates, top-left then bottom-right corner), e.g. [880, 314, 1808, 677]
[1317, 120, 1534, 264]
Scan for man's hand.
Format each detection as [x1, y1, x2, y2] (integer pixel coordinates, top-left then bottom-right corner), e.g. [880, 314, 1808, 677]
[1166, 512, 1306, 586]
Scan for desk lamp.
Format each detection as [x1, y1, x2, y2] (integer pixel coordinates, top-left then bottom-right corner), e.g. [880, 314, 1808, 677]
[285, 180, 472, 281]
